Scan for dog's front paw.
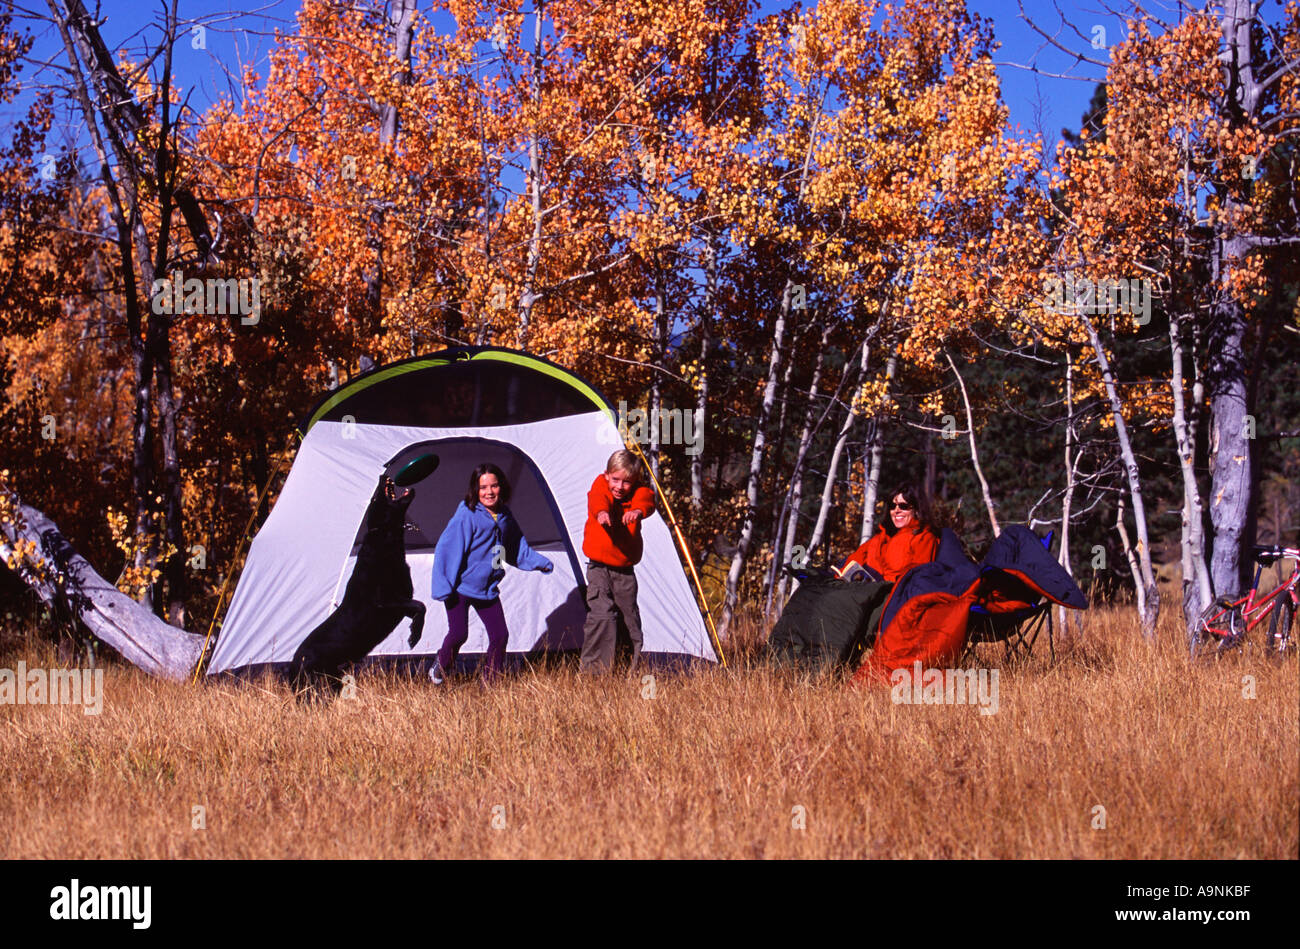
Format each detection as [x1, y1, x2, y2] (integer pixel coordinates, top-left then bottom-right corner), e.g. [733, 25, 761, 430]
[408, 628, 422, 648]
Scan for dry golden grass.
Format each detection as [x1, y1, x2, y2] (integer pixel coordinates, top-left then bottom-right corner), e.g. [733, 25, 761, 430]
[1, 600, 1295, 859]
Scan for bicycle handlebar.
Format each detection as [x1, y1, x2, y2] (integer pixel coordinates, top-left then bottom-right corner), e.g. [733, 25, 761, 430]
[1252, 544, 1300, 564]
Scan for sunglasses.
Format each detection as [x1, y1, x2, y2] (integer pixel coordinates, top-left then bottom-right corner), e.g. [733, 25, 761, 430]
[889, 502, 914, 511]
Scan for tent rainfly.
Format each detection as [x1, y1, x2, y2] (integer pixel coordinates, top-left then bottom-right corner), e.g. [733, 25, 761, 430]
[207, 347, 718, 677]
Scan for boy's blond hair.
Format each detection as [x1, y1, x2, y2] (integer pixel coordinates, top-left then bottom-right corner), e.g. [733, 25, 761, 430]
[606, 449, 642, 482]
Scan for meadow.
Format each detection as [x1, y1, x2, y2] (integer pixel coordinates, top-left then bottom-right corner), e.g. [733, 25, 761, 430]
[1, 602, 1295, 859]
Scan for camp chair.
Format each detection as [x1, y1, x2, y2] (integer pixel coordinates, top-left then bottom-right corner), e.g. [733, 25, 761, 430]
[854, 526, 1085, 685]
[962, 531, 1056, 664]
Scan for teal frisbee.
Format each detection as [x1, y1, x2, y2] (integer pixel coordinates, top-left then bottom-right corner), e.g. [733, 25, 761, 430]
[393, 453, 440, 486]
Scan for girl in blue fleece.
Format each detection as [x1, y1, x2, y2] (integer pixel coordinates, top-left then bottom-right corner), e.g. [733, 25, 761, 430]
[430, 463, 552, 684]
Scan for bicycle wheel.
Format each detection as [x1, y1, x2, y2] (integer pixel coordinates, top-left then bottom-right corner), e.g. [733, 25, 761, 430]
[1267, 592, 1295, 653]
[1195, 596, 1247, 654]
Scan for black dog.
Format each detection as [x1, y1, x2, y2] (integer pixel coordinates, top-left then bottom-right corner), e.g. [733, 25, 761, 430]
[288, 474, 426, 698]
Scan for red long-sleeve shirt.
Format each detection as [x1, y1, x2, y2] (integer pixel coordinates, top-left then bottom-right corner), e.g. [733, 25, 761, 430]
[582, 474, 656, 568]
[841, 522, 939, 583]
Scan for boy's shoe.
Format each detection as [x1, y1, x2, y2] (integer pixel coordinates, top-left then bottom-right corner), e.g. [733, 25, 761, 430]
[429, 661, 447, 686]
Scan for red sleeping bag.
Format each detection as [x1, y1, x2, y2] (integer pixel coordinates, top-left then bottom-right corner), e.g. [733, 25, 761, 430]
[851, 526, 1087, 686]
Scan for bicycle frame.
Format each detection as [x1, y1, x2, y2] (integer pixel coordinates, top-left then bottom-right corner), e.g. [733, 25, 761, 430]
[1201, 550, 1299, 642]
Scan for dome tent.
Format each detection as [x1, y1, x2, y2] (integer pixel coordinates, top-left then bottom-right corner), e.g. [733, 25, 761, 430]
[207, 346, 718, 677]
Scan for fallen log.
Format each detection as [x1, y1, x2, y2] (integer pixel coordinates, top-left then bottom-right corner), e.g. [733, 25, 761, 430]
[0, 491, 202, 681]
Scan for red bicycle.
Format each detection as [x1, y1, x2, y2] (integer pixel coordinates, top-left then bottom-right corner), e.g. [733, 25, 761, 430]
[1195, 545, 1298, 654]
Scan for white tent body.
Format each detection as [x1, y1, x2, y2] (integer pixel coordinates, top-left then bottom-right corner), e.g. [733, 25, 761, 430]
[209, 410, 715, 675]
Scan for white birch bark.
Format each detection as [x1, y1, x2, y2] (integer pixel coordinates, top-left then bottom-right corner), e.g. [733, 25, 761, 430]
[1058, 353, 1081, 637]
[691, 237, 718, 508]
[718, 278, 794, 638]
[1114, 494, 1149, 627]
[771, 326, 831, 610]
[517, 3, 545, 346]
[946, 350, 1000, 538]
[1169, 310, 1215, 642]
[860, 353, 897, 543]
[807, 333, 872, 560]
[1, 496, 203, 680]
[1080, 312, 1160, 639]
[648, 258, 666, 481]
[717, 84, 828, 639]
[1203, 0, 1284, 599]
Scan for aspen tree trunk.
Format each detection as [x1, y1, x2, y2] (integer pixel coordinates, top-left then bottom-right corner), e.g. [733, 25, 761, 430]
[648, 256, 667, 481]
[517, 2, 545, 346]
[945, 350, 999, 538]
[379, 0, 417, 145]
[50, 0, 152, 586]
[1169, 310, 1215, 643]
[364, 0, 417, 334]
[770, 324, 834, 612]
[691, 47, 725, 509]
[718, 86, 827, 639]
[1206, 230, 1252, 599]
[718, 278, 793, 638]
[151, 4, 187, 625]
[772, 326, 801, 468]
[1174, 132, 1210, 639]
[860, 354, 897, 544]
[474, 91, 497, 346]
[1080, 313, 1160, 639]
[1058, 353, 1077, 637]
[153, 324, 186, 623]
[1190, 320, 1210, 605]
[807, 334, 871, 561]
[692, 237, 718, 509]
[1178, 487, 1193, 632]
[774, 325, 828, 554]
[760, 323, 805, 594]
[53, 0, 202, 618]
[1114, 494, 1150, 625]
[923, 432, 936, 501]
[1205, 0, 1271, 598]
[1, 495, 204, 679]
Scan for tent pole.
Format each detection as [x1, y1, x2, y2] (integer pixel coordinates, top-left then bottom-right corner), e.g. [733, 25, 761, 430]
[190, 446, 293, 683]
[625, 440, 726, 667]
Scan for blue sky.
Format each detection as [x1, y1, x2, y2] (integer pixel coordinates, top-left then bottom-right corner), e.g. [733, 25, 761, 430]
[7, 0, 1114, 160]
[968, 0, 1108, 143]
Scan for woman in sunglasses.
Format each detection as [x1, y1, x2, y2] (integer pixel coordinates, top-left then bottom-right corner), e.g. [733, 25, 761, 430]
[837, 484, 939, 583]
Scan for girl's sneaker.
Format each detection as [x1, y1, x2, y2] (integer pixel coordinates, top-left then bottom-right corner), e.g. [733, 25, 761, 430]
[429, 661, 447, 686]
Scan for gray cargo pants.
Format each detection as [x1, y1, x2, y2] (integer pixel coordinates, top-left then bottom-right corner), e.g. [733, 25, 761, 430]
[580, 561, 643, 674]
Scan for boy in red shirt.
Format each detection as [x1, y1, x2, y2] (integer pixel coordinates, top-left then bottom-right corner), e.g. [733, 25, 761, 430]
[580, 450, 656, 674]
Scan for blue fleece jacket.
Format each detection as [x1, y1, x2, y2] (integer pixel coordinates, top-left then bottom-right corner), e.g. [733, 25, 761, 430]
[430, 501, 553, 601]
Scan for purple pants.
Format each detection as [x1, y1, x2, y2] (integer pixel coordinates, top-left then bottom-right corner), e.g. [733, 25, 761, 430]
[438, 596, 510, 680]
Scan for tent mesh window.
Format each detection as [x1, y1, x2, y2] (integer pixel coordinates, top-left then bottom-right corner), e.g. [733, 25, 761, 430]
[312, 358, 599, 430]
